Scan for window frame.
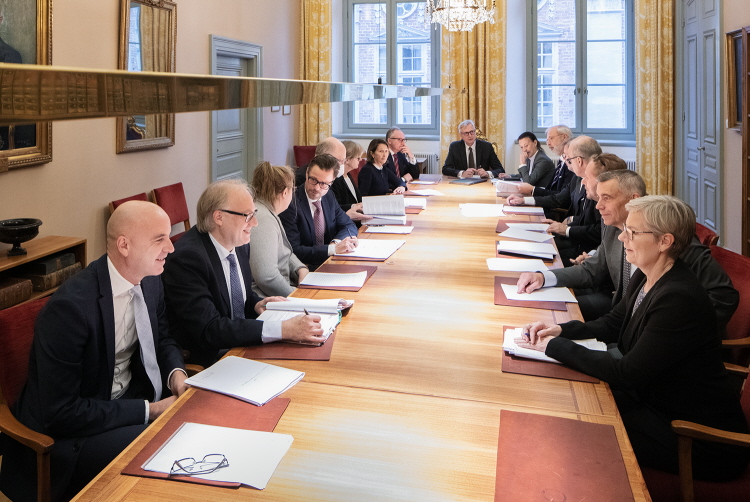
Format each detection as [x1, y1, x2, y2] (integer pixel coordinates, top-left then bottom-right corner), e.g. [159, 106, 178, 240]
[526, 0, 636, 142]
[343, 0, 441, 138]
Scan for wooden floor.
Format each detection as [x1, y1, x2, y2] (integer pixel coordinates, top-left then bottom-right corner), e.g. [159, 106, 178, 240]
[71, 179, 651, 502]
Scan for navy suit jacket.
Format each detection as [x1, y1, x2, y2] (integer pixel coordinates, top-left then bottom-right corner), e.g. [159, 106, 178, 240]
[538, 158, 575, 195]
[162, 226, 265, 367]
[563, 181, 603, 255]
[279, 185, 357, 270]
[386, 151, 420, 180]
[2, 255, 184, 502]
[441, 139, 504, 177]
[358, 162, 406, 197]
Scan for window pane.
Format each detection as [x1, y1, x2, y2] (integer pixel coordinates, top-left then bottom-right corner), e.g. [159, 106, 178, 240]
[537, 83, 576, 128]
[587, 41, 625, 84]
[587, 1, 625, 40]
[355, 99, 388, 124]
[586, 86, 626, 128]
[353, 3, 387, 84]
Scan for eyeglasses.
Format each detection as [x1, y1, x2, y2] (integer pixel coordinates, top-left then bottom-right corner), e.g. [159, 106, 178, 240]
[547, 133, 562, 141]
[390, 137, 407, 143]
[622, 225, 655, 240]
[219, 209, 258, 223]
[460, 129, 476, 136]
[565, 156, 582, 164]
[170, 454, 229, 477]
[307, 176, 333, 190]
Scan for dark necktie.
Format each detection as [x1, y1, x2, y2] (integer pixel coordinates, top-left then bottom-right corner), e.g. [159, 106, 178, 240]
[227, 254, 245, 320]
[468, 147, 475, 171]
[550, 159, 565, 189]
[392, 154, 400, 178]
[313, 200, 325, 246]
[131, 285, 162, 401]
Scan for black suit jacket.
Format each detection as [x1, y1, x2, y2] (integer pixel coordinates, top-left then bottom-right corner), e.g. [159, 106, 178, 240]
[441, 139, 504, 177]
[563, 182, 602, 255]
[386, 151, 420, 180]
[539, 158, 575, 195]
[358, 162, 406, 197]
[279, 185, 358, 270]
[2, 255, 184, 501]
[547, 261, 748, 436]
[331, 172, 361, 211]
[162, 226, 265, 367]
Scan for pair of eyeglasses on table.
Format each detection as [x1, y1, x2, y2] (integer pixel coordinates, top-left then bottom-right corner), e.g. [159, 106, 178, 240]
[169, 453, 229, 476]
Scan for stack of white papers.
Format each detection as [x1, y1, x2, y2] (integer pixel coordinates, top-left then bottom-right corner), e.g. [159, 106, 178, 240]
[506, 222, 549, 232]
[498, 227, 553, 242]
[486, 258, 549, 272]
[409, 180, 437, 185]
[503, 328, 607, 364]
[265, 297, 353, 314]
[366, 215, 408, 226]
[362, 195, 407, 225]
[495, 180, 522, 195]
[258, 309, 340, 345]
[497, 240, 556, 259]
[365, 225, 414, 234]
[299, 271, 368, 288]
[500, 283, 578, 303]
[335, 239, 405, 259]
[185, 356, 304, 406]
[404, 198, 427, 209]
[503, 206, 545, 215]
[460, 203, 506, 217]
[143, 422, 293, 489]
[408, 189, 444, 196]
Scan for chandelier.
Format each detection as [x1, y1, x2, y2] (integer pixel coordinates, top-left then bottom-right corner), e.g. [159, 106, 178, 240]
[426, 0, 496, 32]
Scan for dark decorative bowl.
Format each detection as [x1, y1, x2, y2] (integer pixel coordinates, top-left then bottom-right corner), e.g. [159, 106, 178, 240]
[0, 219, 43, 256]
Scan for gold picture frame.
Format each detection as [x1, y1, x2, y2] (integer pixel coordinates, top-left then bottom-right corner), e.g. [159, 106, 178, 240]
[116, 0, 176, 153]
[0, 0, 53, 173]
[726, 29, 744, 130]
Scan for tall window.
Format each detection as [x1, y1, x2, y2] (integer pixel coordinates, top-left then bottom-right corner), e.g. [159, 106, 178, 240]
[529, 0, 634, 141]
[345, 1, 440, 137]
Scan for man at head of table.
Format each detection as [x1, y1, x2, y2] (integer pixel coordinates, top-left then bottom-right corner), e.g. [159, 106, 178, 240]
[0, 201, 187, 502]
[441, 119, 505, 179]
[515, 169, 738, 332]
[162, 179, 326, 368]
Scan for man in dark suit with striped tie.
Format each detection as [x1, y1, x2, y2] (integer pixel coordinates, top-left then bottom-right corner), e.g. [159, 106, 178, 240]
[385, 127, 421, 182]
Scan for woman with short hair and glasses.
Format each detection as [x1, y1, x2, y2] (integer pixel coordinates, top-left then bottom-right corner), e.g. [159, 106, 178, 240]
[248, 161, 309, 297]
[357, 138, 406, 197]
[518, 195, 750, 481]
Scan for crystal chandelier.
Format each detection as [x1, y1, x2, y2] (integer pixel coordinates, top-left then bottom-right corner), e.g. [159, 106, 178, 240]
[426, 0, 496, 32]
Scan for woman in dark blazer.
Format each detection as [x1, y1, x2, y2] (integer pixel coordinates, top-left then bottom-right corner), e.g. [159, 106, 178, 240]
[519, 195, 750, 482]
[357, 138, 406, 197]
[331, 140, 373, 226]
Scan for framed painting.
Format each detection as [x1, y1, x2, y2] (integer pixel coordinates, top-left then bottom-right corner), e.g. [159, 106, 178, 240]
[0, 0, 52, 172]
[726, 29, 743, 130]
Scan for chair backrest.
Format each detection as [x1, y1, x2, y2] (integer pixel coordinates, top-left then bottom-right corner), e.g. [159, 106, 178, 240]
[349, 160, 366, 187]
[109, 192, 149, 215]
[0, 297, 49, 408]
[152, 182, 190, 241]
[711, 245, 750, 365]
[696, 222, 719, 247]
[293, 145, 317, 168]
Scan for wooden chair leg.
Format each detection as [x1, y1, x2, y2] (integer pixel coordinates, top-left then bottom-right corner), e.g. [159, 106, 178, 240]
[37, 451, 51, 502]
[678, 435, 695, 502]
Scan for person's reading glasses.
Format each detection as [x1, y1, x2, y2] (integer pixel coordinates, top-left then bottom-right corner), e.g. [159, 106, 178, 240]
[220, 209, 258, 223]
[170, 453, 229, 476]
[460, 129, 476, 137]
[622, 225, 654, 241]
[307, 176, 333, 190]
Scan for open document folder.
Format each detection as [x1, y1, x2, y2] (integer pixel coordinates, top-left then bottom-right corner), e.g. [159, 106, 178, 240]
[299, 271, 368, 288]
[142, 422, 293, 490]
[334, 239, 405, 260]
[362, 195, 407, 225]
[185, 356, 304, 406]
[264, 297, 353, 314]
[496, 240, 556, 260]
[502, 328, 606, 364]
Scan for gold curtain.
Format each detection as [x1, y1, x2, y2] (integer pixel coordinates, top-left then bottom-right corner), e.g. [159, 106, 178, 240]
[141, 6, 170, 139]
[298, 0, 332, 145]
[440, 3, 506, 162]
[635, 0, 674, 195]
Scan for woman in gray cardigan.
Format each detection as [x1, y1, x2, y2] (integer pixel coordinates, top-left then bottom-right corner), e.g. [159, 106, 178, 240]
[249, 161, 309, 297]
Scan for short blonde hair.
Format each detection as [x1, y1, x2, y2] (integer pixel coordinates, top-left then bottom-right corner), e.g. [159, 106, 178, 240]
[342, 140, 364, 160]
[625, 195, 695, 259]
[196, 179, 251, 233]
[251, 161, 294, 206]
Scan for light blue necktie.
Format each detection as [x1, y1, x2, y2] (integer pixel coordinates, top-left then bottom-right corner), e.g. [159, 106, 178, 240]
[131, 285, 162, 401]
[227, 254, 245, 320]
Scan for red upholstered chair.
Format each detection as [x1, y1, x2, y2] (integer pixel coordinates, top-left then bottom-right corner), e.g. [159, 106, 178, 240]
[0, 297, 53, 502]
[348, 159, 367, 187]
[710, 245, 750, 368]
[696, 223, 719, 247]
[151, 182, 191, 243]
[293, 146, 317, 168]
[108, 192, 149, 215]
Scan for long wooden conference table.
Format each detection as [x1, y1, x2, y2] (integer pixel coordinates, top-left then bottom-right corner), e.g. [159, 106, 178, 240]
[73, 178, 651, 501]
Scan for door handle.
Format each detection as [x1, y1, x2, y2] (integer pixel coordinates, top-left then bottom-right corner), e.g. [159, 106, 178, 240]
[697, 147, 705, 151]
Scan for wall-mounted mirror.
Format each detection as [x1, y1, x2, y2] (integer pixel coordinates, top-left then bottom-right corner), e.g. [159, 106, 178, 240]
[117, 0, 176, 153]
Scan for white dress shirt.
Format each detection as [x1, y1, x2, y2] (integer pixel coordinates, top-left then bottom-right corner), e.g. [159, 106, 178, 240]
[208, 233, 282, 342]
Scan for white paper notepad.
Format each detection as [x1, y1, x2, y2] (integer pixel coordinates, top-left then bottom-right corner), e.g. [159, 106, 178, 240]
[299, 271, 367, 288]
[500, 283, 578, 303]
[503, 328, 606, 364]
[460, 203, 506, 217]
[486, 258, 549, 272]
[503, 206, 545, 215]
[506, 223, 550, 232]
[365, 226, 414, 234]
[496, 241, 556, 260]
[143, 422, 293, 489]
[498, 228, 553, 242]
[334, 239, 405, 259]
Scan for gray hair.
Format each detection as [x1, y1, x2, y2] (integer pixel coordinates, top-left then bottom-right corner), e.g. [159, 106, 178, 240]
[598, 169, 647, 197]
[458, 119, 475, 135]
[196, 178, 252, 233]
[385, 127, 403, 140]
[569, 136, 602, 161]
[315, 137, 344, 156]
[625, 195, 696, 259]
[547, 125, 572, 140]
